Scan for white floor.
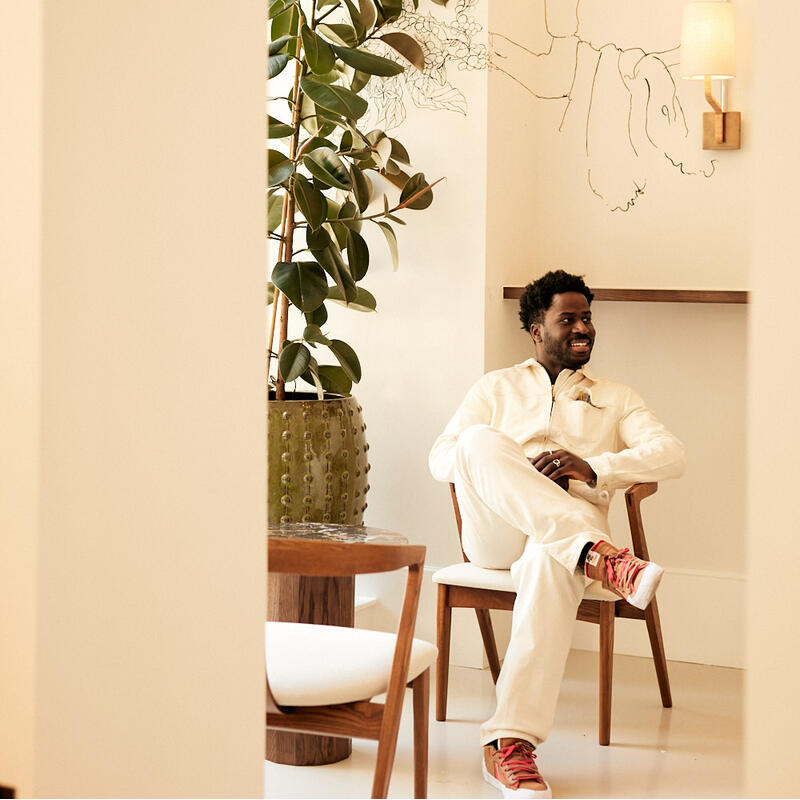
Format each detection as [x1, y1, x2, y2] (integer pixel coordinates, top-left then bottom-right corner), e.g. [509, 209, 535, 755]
[265, 649, 743, 799]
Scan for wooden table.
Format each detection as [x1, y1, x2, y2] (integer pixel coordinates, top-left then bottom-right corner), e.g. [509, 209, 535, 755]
[266, 522, 407, 766]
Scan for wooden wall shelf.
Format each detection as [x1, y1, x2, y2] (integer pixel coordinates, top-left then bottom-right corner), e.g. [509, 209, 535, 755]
[503, 287, 748, 304]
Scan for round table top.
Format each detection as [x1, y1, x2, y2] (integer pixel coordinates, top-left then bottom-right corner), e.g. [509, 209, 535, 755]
[267, 522, 407, 545]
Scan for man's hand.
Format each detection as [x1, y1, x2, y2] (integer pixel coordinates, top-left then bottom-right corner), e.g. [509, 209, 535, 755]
[530, 449, 596, 489]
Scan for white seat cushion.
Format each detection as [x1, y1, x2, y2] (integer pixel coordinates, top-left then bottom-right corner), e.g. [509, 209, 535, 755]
[432, 561, 619, 602]
[266, 622, 437, 707]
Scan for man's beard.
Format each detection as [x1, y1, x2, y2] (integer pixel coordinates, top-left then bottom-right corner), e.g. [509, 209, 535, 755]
[541, 331, 593, 369]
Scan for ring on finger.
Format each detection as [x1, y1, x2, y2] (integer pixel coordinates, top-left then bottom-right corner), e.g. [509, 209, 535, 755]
[552, 458, 561, 467]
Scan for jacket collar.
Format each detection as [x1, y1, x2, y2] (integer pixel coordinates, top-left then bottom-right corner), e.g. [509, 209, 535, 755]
[515, 357, 597, 382]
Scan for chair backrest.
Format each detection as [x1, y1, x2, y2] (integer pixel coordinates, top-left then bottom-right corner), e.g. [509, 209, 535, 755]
[448, 481, 658, 563]
[448, 483, 470, 563]
[266, 537, 427, 715]
[624, 482, 657, 560]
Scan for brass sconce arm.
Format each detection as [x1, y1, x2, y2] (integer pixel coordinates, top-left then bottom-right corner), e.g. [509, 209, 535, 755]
[703, 75, 726, 144]
[703, 75, 723, 115]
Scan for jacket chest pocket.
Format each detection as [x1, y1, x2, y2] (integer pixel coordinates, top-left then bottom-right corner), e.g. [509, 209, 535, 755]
[556, 400, 610, 451]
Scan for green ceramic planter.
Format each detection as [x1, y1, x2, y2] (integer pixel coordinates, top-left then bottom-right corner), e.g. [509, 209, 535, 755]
[268, 393, 370, 525]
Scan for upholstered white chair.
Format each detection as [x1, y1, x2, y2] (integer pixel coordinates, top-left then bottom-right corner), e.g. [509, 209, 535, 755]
[433, 482, 671, 745]
[266, 537, 437, 799]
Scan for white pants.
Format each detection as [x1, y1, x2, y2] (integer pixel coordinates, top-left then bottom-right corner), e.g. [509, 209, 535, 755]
[453, 424, 613, 746]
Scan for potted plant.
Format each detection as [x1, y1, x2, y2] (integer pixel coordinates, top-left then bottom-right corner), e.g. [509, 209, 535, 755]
[268, 0, 440, 525]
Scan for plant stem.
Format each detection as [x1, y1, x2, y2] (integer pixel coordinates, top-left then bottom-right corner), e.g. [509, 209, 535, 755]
[276, 292, 291, 399]
[362, 20, 389, 43]
[335, 176, 445, 223]
[294, 136, 318, 161]
[275, 194, 298, 391]
[314, 3, 342, 25]
[274, 32, 306, 402]
[266, 193, 293, 387]
[266, 287, 282, 388]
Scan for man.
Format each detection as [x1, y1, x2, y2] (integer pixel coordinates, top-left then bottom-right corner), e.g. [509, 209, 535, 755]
[428, 270, 684, 798]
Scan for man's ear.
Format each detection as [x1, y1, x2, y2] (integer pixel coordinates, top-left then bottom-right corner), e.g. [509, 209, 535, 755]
[530, 323, 542, 343]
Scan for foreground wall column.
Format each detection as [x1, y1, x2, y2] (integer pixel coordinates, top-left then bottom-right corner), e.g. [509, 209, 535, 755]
[747, 0, 800, 795]
[0, 0, 42, 795]
[1, 1, 266, 796]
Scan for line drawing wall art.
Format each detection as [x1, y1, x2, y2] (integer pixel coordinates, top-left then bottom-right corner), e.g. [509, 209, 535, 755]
[363, 0, 487, 129]
[363, 0, 719, 212]
[488, 0, 717, 211]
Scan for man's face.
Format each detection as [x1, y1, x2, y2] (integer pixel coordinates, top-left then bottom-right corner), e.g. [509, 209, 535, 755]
[531, 292, 595, 373]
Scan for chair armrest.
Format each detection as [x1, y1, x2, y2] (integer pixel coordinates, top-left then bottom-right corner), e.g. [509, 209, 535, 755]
[624, 483, 658, 560]
[624, 482, 658, 503]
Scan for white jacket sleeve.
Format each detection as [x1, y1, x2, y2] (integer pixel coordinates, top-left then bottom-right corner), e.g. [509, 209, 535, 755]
[584, 388, 685, 493]
[428, 379, 493, 483]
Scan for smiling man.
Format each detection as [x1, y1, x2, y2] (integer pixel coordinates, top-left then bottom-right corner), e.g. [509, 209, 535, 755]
[429, 270, 685, 798]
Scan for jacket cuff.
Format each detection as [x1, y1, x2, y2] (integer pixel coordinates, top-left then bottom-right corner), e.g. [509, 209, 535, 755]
[584, 455, 613, 504]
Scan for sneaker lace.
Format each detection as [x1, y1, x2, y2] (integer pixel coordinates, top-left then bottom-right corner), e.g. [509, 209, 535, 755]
[497, 742, 543, 787]
[606, 547, 646, 594]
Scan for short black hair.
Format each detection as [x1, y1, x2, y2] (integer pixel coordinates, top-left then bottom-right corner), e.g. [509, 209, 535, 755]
[518, 270, 594, 330]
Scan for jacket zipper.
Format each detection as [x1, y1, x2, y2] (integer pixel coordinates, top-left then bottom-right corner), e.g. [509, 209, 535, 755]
[543, 384, 556, 451]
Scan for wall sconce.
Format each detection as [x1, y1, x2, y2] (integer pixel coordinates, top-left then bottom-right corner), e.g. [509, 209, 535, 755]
[680, 1, 740, 150]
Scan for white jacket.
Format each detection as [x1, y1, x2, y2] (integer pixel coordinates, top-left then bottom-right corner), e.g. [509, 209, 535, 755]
[429, 358, 685, 508]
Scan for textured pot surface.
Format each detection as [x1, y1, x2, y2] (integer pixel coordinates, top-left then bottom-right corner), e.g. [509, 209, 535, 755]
[267, 393, 370, 525]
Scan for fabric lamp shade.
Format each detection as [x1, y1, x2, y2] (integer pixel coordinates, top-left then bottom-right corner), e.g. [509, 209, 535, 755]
[680, 1, 736, 79]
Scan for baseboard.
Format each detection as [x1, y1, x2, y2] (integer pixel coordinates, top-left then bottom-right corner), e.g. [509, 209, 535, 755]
[356, 565, 745, 669]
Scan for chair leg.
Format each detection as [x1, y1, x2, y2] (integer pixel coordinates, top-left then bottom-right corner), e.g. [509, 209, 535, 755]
[598, 603, 615, 746]
[412, 669, 430, 799]
[372, 692, 404, 800]
[644, 598, 672, 708]
[475, 608, 502, 684]
[435, 584, 452, 722]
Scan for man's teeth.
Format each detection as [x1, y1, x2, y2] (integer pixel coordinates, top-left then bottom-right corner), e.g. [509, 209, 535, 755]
[571, 341, 590, 347]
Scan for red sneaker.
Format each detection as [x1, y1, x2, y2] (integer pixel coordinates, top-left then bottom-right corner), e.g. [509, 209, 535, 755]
[584, 540, 664, 610]
[482, 739, 551, 798]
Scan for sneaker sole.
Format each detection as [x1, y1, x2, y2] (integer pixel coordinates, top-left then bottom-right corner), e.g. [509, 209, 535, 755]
[481, 756, 552, 798]
[628, 562, 664, 610]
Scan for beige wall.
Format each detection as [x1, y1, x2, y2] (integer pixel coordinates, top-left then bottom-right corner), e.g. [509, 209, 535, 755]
[0, 1, 266, 796]
[746, 0, 800, 794]
[0, 0, 42, 794]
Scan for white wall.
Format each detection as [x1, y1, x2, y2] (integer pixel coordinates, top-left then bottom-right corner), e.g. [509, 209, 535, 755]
[486, 0, 752, 289]
[478, 300, 747, 667]
[352, 0, 750, 671]
[481, 0, 750, 668]
[327, 0, 489, 578]
[0, 2, 266, 796]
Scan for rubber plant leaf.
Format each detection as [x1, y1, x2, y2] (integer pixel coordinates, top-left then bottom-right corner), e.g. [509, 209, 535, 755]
[271, 260, 329, 312]
[379, 32, 425, 71]
[328, 339, 362, 382]
[332, 44, 404, 76]
[279, 341, 312, 382]
[301, 25, 335, 75]
[300, 76, 368, 119]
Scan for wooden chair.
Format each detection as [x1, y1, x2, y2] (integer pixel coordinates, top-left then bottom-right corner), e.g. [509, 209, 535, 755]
[433, 482, 671, 746]
[266, 537, 437, 799]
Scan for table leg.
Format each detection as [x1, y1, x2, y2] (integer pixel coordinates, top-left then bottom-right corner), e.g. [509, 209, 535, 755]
[266, 573, 355, 765]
